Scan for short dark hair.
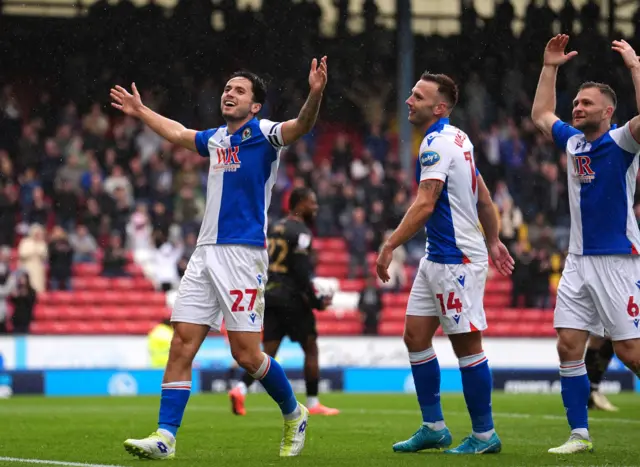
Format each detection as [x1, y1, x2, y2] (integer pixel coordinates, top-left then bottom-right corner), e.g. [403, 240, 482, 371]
[289, 187, 312, 212]
[420, 72, 459, 109]
[579, 81, 617, 108]
[228, 70, 267, 105]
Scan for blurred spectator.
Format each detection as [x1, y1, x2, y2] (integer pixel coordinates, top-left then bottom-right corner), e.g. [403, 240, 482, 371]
[127, 204, 154, 265]
[24, 186, 49, 229]
[511, 239, 535, 308]
[101, 232, 129, 278]
[54, 179, 80, 232]
[17, 224, 48, 293]
[48, 226, 73, 291]
[531, 248, 552, 309]
[10, 271, 37, 334]
[358, 276, 382, 335]
[69, 224, 98, 263]
[55, 153, 83, 193]
[178, 232, 197, 278]
[0, 248, 15, 334]
[153, 234, 184, 292]
[0, 185, 18, 247]
[345, 207, 372, 278]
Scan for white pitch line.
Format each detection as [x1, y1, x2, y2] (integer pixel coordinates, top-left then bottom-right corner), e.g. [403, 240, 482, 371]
[0, 457, 128, 467]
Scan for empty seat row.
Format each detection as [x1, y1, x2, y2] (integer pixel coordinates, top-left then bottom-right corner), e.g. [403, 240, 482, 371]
[38, 290, 166, 306]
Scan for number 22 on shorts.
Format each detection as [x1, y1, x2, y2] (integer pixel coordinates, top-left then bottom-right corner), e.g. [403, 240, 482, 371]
[230, 289, 258, 312]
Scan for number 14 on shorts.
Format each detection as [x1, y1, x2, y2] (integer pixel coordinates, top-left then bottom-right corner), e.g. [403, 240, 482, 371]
[230, 289, 258, 312]
[436, 292, 462, 316]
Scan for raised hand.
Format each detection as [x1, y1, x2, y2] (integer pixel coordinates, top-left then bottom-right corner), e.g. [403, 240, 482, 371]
[110, 83, 144, 117]
[309, 56, 328, 94]
[543, 34, 578, 67]
[612, 39, 640, 70]
[489, 241, 515, 277]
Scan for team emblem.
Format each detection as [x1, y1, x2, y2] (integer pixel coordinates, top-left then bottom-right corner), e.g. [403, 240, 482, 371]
[420, 151, 440, 167]
[242, 127, 252, 141]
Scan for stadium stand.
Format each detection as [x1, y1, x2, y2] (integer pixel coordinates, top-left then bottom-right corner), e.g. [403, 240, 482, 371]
[1, 0, 640, 337]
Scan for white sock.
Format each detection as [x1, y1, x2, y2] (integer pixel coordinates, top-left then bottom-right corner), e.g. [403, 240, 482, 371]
[307, 396, 319, 408]
[235, 381, 248, 396]
[473, 429, 495, 441]
[283, 402, 301, 421]
[157, 429, 175, 443]
[571, 428, 589, 440]
[423, 421, 446, 431]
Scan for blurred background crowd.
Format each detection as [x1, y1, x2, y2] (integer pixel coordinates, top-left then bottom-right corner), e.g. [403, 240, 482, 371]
[2, 0, 640, 333]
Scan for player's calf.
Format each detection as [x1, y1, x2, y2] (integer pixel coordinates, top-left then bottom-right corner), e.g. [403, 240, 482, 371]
[393, 346, 451, 452]
[444, 349, 501, 454]
[613, 338, 640, 379]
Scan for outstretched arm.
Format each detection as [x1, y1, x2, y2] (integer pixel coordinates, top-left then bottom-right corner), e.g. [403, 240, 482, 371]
[111, 83, 198, 152]
[612, 40, 640, 142]
[531, 35, 578, 137]
[281, 57, 328, 146]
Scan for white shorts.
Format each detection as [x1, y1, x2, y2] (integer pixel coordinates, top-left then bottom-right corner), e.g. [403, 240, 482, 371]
[171, 244, 268, 332]
[406, 258, 489, 335]
[554, 254, 640, 341]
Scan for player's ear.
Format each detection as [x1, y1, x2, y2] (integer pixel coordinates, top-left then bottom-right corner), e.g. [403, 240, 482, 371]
[251, 102, 262, 115]
[605, 105, 615, 120]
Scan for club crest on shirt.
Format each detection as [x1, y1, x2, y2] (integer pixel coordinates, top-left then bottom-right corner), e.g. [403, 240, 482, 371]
[242, 127, 252, 142]
[420, 151, 440, 167]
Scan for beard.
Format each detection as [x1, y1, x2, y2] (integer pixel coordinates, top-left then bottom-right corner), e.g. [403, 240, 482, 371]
[573, 118, 600, 133]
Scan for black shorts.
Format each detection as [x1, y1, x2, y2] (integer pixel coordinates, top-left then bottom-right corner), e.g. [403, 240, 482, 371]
[262, 294, 317, 344]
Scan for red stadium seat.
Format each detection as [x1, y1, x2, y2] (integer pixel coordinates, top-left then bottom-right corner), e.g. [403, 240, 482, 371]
[316, 321, 362, 335]
[378, 321, 404, 336]
[338, 279, 365, 292]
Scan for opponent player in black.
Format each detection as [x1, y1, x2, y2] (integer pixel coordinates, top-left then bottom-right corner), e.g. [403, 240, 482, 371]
[585, 336, 619, 411]
[229, 187, 339, 416]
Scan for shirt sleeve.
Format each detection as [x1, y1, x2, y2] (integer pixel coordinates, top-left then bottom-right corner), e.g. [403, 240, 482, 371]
[259, 119, 286, 148]
[194, 129, 216, 157]
[551, 120, 581, 151]
[418, 137, 454, 183]
[610, 122, 640, 154]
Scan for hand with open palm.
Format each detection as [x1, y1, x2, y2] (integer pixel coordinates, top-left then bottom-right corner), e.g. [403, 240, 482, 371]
[543, 34, 578, 67]
[308, 56, 328, 95]
[110, 83, 144, 117]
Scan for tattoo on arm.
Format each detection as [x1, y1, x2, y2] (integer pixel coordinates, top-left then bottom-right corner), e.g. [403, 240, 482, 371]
[297, 92, 322, 130]
[418, 179, 444, 200]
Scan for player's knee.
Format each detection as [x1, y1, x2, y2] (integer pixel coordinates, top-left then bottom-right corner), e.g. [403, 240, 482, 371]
[231, 347, 263, 374]
[403, 328, 431, 352]
[169, 331, 199, 361]
[556, 335, 585, 362]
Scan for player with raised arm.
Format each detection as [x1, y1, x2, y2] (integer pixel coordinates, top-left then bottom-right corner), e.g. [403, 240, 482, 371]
[229, 187, 340, 416]
[531, 35, 640, 454]
[110, 57, 328, 459]
[375, 72, 514, 455]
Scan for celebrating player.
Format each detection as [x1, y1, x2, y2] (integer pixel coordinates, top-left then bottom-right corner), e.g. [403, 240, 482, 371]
[375, 72, 514, 455]
[585, 336, 618, 411]
[531, 35, 640, 454]
[110, 57, 328, 459]
[229, 187, 340, 416]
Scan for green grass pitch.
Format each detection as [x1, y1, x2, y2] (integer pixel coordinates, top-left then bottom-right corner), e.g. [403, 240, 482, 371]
[0, 392, 638, 466]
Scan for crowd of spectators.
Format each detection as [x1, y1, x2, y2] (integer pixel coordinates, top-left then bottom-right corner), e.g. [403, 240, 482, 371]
[3, 0, 640, 334]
